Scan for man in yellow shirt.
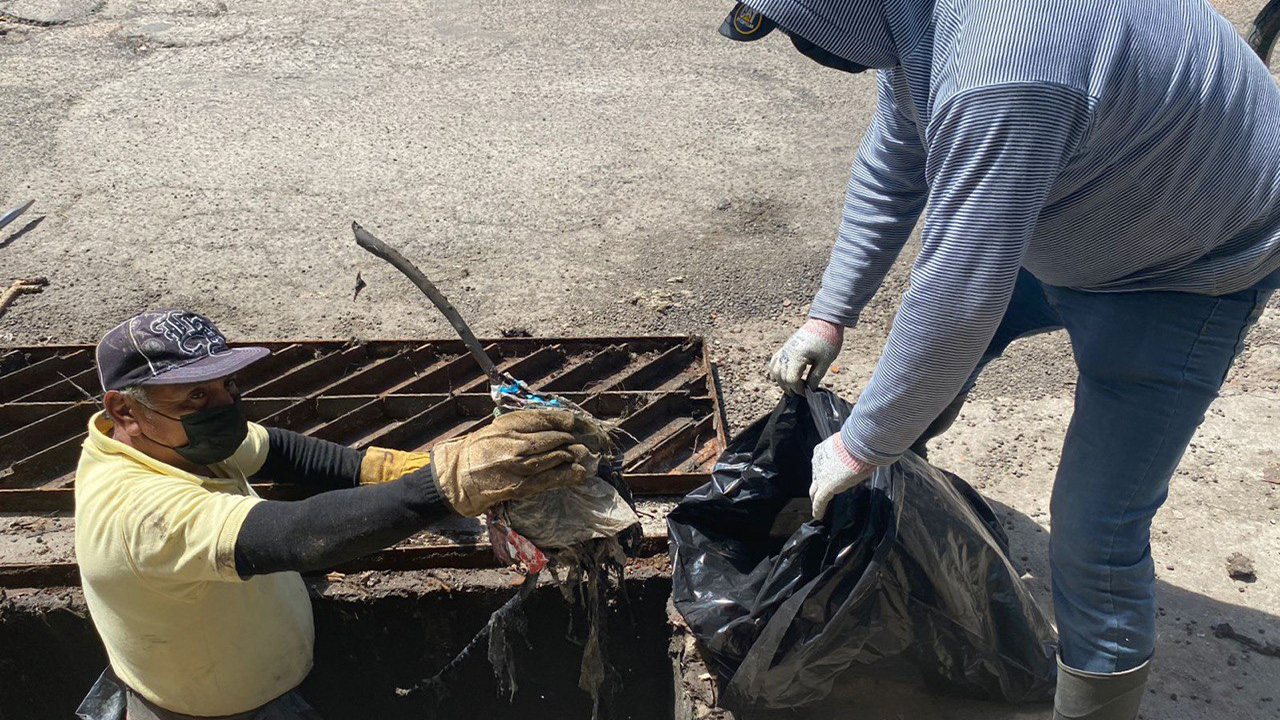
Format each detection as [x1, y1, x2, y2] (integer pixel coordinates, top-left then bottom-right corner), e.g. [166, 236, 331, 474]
[74, 309, 599, 720]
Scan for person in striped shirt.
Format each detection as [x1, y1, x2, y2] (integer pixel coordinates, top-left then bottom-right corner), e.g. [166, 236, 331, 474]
[720, 1, 1280, 718]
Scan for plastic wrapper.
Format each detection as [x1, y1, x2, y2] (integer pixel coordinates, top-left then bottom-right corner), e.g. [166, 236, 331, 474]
[667, 389, 1058, 713]
[501, 477, 641, 549]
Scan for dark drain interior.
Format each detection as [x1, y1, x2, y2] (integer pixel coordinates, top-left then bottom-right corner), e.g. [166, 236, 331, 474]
[0, 570, 681, 720]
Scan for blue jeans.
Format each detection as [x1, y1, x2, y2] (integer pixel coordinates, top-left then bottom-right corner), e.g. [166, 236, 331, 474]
[959, 270, 1273, 674]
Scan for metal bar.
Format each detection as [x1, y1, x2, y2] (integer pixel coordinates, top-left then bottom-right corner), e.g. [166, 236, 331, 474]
[385, 344, 499, 395]
[0, 534, 673, 588]
[456, 344, 566, 394]
[320, 343, 438, 396]
[603, 341, 700, 392]
[620, 473, 710, 496]
[1, 434, 84, 489]
[0, 348, 92, 403]
[537, 346, 631, 392]
[244, 344, 367, 398]
[0, 470, 711, 513]
[0, 401, 95, 467]
[9, 367, 97, 404]
[236, 344, 318, 393]
[355, 396, 467, 451]
[624, 414, 716, 474]
[701, 345, 730, 452]
[0, 488, 74, 511]
[310, 395, 447, 447]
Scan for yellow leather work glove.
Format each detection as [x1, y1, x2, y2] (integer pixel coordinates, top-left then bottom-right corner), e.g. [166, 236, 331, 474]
[430, 408, 599, 517]
[359, 447, 432, 485]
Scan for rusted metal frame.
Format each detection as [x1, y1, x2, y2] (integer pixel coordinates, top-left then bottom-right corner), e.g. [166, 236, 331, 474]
[0, 337, 703, 359]
[0, 401, 96, 467]
[308, 395, 450, 447]
[12, 367, 98, 403]
[233, 344, 318, 393]
[620, 473, 710, 496]
[611, 392, 687, 451]
[318, 343, 438, 396]
[243, 343, 368, 398]
[624, 414, 717, 474]
[353, 395, 472, 451]
[382, 344, 500, 396]
[455, 344, 567, 395]
[0, 348, 92, 403]
[0, 337, 728, 511]
[601, 341, 700, 392]
[0, 488, 74, 511]
[1, 434, 84, 489]
[700, 345, 730, 453]
[0, 534, 673, 589]
[535, 345, 632, 392]
[250, 345, 435, 430]
[0, 337, 701, 400]
[0, 469, 710, 513]
[0, 392, 707, 496]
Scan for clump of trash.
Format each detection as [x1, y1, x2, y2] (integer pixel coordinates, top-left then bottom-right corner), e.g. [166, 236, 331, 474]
[420, 401, 642, 719]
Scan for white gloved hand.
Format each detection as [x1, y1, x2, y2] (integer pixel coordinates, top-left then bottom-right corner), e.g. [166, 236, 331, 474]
[810, 433, 875, 520]
[766, 318, 843, 394]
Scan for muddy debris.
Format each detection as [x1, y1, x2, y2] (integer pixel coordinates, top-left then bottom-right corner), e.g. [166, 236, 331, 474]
[1212, 622, 1280, 658]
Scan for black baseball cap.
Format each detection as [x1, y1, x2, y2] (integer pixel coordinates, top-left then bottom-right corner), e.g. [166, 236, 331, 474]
[719, 2, 777, 41]
[96, 309, 269, 392]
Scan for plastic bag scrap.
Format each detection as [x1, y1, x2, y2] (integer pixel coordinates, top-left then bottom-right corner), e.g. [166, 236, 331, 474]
[423, 384, 642, 719]
[667, 389, 1058, 714]
[487, 381, 642, 572]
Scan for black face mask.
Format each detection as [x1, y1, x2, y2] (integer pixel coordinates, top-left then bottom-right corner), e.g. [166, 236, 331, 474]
[787, 33, 870, 74]
[138, 397, 249, 465]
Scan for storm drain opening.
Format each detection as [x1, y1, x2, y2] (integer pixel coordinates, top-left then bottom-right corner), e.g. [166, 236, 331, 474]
[0, 569, 701, 720]
[0, 336, 726, 719]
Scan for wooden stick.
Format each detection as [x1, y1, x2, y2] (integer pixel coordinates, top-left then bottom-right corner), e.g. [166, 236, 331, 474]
[350, 222, 506, 385]
[0, 277, 48, 318]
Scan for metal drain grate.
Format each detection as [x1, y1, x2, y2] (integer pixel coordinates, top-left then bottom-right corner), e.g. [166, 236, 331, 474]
[0, 337, 726, 513]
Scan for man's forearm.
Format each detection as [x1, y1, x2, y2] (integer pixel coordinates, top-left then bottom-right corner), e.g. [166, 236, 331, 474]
[809, 99, 929, 326]
[840, 83, 1092, 462]
[250, 427, 363, 489]
[233, 468, 450, 577]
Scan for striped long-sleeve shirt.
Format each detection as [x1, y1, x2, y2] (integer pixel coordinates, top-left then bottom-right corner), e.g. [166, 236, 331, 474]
[744, 0, 1280, 464]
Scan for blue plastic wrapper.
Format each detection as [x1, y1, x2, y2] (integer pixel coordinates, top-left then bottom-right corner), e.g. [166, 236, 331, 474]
[667, 389, 1058, 713]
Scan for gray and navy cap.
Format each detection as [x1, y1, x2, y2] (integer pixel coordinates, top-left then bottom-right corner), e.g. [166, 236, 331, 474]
[719, 2, 777, 41]
[96, 309, 269, 392]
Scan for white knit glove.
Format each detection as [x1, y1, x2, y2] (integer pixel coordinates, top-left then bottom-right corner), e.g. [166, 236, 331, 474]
[766, 318, 843, 394]
[810, 433, 876, 520]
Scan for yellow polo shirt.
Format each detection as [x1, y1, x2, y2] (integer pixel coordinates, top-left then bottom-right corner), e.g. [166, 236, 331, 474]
[74, 414, 314, 716]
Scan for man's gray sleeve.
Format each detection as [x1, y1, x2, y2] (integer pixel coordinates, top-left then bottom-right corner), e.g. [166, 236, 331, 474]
[840, 83, 1094, 464]
[809, 72, 930, 327]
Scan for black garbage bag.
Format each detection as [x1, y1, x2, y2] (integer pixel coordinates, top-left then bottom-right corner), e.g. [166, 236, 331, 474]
[667, 389, 1057, 713]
